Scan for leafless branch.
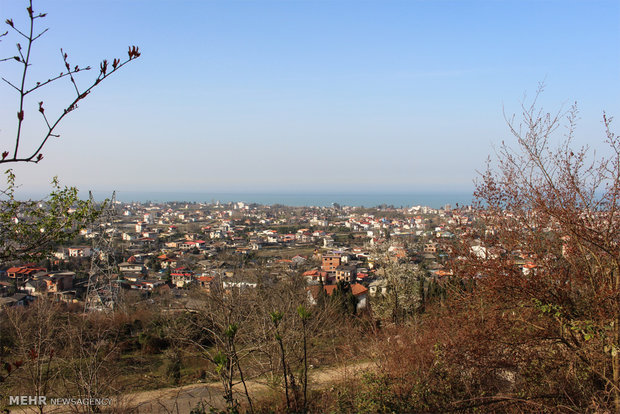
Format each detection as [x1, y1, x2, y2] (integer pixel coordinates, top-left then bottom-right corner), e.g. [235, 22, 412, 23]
[0, 0, 140, 165]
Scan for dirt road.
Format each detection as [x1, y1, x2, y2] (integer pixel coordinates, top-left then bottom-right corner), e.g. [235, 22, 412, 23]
[126, 361, 374, 413]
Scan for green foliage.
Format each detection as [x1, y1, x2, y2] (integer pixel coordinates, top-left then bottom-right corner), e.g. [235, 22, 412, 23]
[330, 281, 357, 315]
[0, 170, 102, 261]
[297, 305, 311, 320]
[315, 279, 328, 307]
[532, 298, 564, 319]
[270, 310, 283, 327]
[224, 323, 238, 339]
[137, 327, 169, 355]
[533, 298, 605, 342]
[213, 351, 228, 375]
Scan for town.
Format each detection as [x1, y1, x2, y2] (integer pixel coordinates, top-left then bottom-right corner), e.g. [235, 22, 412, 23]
[1, 0, 617, 410]
[0, 199, 469, 312]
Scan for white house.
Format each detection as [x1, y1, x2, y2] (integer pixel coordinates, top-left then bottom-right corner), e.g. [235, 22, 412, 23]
[68, 246, 92, 258]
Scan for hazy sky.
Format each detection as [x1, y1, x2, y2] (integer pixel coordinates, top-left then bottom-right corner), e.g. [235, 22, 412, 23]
[1, 0, 619, 194]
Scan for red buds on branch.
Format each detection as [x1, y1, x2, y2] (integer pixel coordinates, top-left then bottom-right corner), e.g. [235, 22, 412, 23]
[128, 45, 140, 59]
[1, 2, 140, 165]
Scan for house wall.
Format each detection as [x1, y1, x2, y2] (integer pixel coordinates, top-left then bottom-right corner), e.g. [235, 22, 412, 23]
[322, 255, 341, 271]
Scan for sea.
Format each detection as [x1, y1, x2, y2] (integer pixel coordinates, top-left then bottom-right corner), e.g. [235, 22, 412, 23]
[15, 189, 475, 209]
[90, 191, 475, 209]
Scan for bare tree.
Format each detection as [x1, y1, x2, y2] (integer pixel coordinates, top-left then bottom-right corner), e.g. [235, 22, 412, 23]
[60, 312, 125, 413]
[1, 299, 64, 414]
[1, 0, 140, 165]
[255, 278, 340, 412]
[172, 286, 257, 413]
[449, 86, 620, 411]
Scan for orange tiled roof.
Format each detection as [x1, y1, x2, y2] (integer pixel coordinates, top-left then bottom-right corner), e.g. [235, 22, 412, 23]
[351, 283, 368, 296]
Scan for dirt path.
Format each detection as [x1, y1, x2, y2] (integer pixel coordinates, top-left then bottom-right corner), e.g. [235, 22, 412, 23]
[125, 361, 374, 413]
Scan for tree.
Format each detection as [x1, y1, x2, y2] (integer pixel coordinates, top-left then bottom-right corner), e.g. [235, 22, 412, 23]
[253, 277, 340, 412]
[1, 0, 140, 165]
[270, 310, 291, 411]
[297, 305, 311, 414]
[0, 2, 139, 410]
[60, 311, 125, 412]
[175, 287, 255, 413]
[0, 172, 99, 263]
[370, 245, 425, 323]
[342, 91, 619, 413]
[448, 88, 620, 411]
[2, 299, 64, 414]
[330, 281, 357, 316]
[0, 1, 139, 262]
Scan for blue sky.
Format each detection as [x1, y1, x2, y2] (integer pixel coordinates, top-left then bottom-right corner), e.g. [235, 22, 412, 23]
[1, 0, 619, 194]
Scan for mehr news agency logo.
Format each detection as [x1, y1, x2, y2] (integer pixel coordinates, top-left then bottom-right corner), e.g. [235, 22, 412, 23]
[5, 395, 114, 407]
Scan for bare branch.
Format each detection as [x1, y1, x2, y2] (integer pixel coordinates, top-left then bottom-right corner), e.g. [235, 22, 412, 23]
[31, 27, 48, 41]
[6, 23, 29, 40]
[23, 68, 86, 95]
[0, 1, 140, 165]
[1, 76, 20, 92]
